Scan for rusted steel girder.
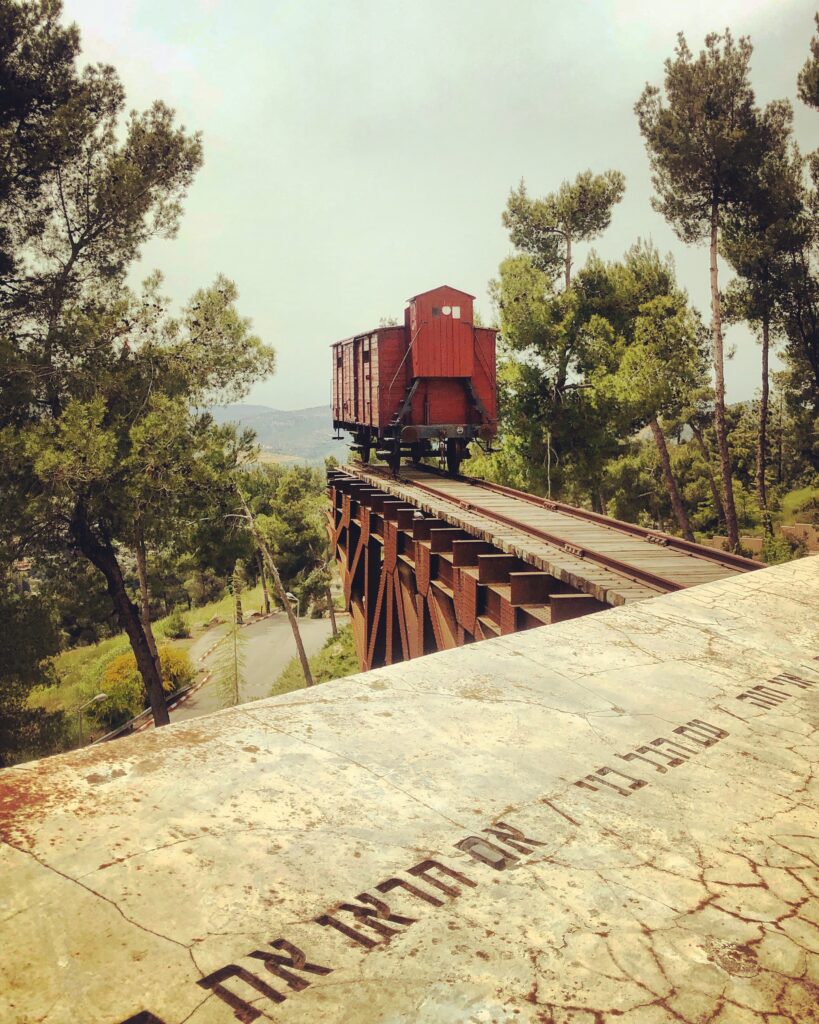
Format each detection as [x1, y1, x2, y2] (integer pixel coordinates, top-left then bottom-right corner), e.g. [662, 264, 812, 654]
[328, 470, 605, 671]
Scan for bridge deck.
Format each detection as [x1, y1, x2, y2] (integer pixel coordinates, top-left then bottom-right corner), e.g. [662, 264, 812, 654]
[1, 558, 817, 1024]
[343, 465, 758, 605]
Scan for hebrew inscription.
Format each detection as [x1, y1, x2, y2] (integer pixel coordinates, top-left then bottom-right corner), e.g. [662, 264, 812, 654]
[114, 661, 817, 1024]
[736, 671, 815, 709]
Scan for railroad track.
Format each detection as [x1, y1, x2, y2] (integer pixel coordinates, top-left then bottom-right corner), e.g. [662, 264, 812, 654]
[341, 462, 760, 603]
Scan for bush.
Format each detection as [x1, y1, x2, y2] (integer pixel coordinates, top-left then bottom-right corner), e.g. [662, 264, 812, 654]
[184, 569, 225, 607]
[164, 606, 190, 639]
[794, 495, 819, 525]
[762, 533, 799, 565]
[93, 674, 144, 729]
[96, 645, 195, 729]
[271, 625, 359, 698]
[158, 645, 194, 693]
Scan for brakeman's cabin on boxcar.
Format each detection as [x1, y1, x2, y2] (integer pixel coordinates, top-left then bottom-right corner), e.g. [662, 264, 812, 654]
[331, 285, 497, 475]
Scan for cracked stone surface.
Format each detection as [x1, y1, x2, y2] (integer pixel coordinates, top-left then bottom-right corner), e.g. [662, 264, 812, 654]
[0, 557, 817, 1024]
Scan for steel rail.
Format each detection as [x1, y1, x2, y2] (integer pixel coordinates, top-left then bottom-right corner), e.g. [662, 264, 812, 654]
[355, 467, 677, 594]
[387, 462, 759, 573]
[451, 472, 761, 573]
[340, 464, 760, 596]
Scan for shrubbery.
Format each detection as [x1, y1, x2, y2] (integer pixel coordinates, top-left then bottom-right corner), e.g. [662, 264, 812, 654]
[93, 645, 195, 728]
[271, 625, 358, 698]
[762, 534, 803, 565]
[160, 645, 195, 692]
[164, 606, 190, 639]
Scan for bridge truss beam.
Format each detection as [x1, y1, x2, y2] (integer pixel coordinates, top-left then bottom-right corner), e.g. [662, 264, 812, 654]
[328, 470, 605, 670]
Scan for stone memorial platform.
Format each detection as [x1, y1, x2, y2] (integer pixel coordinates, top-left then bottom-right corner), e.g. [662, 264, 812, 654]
[1, 558, 817, 1023]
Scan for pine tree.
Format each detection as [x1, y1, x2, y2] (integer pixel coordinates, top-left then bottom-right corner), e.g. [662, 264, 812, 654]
[503, 170, 625, 290]
[0, 2, 275, 726]
[214, 565, 246, 708]
[722, 130, 804, 534]
[636, 31, 778, 550]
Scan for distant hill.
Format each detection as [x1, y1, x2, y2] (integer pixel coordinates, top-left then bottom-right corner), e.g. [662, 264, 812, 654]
[210, 404, 343, 464]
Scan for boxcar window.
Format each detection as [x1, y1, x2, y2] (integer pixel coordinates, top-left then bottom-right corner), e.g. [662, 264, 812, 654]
[363, 350, 370, 362]
[432, 307, 441, 317]
[452, 306, 461, 318]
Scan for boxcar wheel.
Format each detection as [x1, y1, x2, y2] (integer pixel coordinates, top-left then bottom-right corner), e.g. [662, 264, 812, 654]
[388, 438, 401, 476]
[446, 439, 462, 476]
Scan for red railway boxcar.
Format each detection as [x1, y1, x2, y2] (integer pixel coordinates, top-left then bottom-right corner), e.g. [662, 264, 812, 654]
[331, 285, 497, 474]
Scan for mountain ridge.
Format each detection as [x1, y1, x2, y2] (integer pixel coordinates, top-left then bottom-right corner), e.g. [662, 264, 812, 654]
[211, 403, 340, 463]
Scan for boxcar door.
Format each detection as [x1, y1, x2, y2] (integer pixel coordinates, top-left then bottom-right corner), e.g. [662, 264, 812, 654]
[352, 336, 360, 423]
[343, 341, 354, 424]
[362, 335, 372, 425]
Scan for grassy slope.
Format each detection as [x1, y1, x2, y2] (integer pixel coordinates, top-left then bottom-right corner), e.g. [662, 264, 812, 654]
[776, 485, 818, 525]
[270, 624, 359, 699]
[31, 584, 266, 715]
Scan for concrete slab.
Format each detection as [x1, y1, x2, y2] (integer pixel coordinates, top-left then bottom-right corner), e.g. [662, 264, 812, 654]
[1, 557, 817, 1024]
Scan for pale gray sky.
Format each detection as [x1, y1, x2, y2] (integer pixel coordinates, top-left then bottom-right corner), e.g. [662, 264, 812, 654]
[63, 0, 818, 410]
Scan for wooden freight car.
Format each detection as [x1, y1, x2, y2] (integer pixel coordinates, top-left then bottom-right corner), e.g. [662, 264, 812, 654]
[331, 285, 496, 474]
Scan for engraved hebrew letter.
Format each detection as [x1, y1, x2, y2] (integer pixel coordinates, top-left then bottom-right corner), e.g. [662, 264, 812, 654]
[376, 876, 444, 907]
[771, 672, 815, 689]
[673, 719, 729, 746]
[407, 858, 477, 897]
[482, 820, 546, 854]
[197, 964, 284, 1022]
[455, 836, 518, 870]
[248, 939, 333, 992]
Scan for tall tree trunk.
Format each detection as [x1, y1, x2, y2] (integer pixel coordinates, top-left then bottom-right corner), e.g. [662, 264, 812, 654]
[649, 418, 694, 541]
[233, 561, 244, 626]
[230, 616, 240, 706]
[257, 550, 271, 614]
[564, 233, 572, 291]
[757, 312, 772, 536]
[709, 203, 740, 550]
[134, 520, 162, 684]
[238, 493, 314, 687]
[326, 585, 338, 636]
[689, 421, 725, 528]
[71, 504, 170, 727]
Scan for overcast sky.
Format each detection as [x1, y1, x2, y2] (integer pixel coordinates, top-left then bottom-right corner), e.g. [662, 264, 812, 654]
[62, 0, 818, 410]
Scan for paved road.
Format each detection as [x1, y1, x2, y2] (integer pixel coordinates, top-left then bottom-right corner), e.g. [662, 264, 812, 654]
[170, 614, 340, 722]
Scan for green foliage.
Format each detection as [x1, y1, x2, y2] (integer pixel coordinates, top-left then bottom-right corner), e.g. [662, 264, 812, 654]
[94, 643, 194, 728]
[271, 625, 358, 699]
[159, 646, 195, 692]
[488, 232, 707, 523]
[101, 645, 193, 698]
[762, 533, 800, 565]
[164, 606, 190, 639]
[213, 615, 246, 709]
[585, 242, 708, 429]
[95, 667, 144, 730]
[0, 580, 64, 766]
[780, 486, 819, 525]
[0, 0, 83, 275]
[503, 171, 625, 283]
[635, 31, 782, 244]
[797, 14, 819, 110]
[0, 0, 276, 723]
[35, 554, 117, 646]
[247, 465, 329, 610]
[184, 568, 226, 607]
